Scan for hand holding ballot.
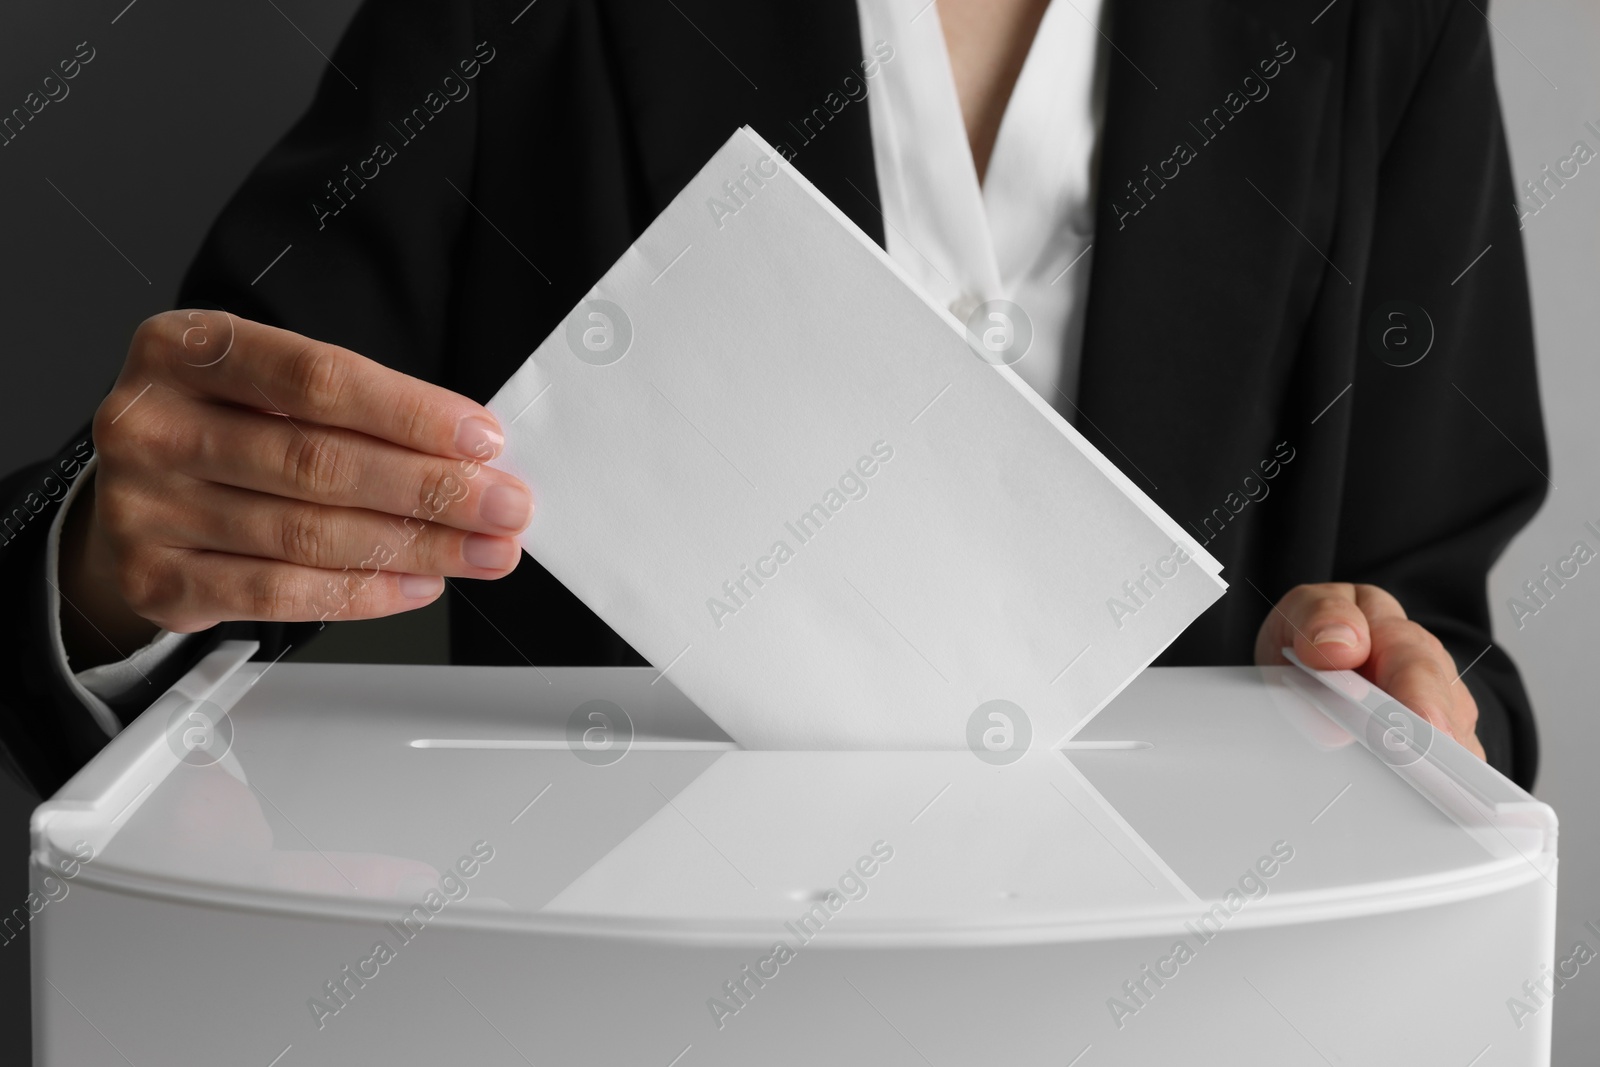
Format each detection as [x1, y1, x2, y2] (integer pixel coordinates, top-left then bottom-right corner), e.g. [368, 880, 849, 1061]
[59, 312, 532, 665]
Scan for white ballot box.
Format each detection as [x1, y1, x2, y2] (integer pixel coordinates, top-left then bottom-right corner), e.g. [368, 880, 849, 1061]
[32, 641, 1557, 1066]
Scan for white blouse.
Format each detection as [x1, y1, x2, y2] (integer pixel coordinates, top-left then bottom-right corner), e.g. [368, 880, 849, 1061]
[855, 0, 1105, 412]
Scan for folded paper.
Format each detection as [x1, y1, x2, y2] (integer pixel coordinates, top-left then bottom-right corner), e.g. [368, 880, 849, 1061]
[488, 127, 1226, 750]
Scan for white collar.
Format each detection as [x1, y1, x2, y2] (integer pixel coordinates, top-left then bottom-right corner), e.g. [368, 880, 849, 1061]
[856, 0, 1105, 407]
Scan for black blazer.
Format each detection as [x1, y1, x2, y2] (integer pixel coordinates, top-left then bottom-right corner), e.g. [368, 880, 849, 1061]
[0, 0, 1547, 795]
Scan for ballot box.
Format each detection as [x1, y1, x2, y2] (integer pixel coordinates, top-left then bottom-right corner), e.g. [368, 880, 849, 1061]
[31, 640, 1557, 1066]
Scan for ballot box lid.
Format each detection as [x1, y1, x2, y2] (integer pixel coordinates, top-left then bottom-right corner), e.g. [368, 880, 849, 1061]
[33, 642, 1555, 947]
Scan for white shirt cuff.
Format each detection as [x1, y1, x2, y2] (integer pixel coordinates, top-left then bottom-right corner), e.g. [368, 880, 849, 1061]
[46, 455, 196, 737]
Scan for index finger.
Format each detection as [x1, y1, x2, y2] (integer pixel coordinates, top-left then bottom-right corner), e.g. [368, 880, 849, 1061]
[143, 310, 503, 462]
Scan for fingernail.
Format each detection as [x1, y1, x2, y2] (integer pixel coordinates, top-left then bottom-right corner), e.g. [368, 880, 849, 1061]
[1311, 624, 1359, 649]
[455, 416, 504, 460]
[480, 483, 533, 531]
[399, 574, 444, 599]
[462, 533, 518, 571]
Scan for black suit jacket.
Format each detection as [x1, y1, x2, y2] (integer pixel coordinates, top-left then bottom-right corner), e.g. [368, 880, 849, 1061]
[0, 0, 1547, 795]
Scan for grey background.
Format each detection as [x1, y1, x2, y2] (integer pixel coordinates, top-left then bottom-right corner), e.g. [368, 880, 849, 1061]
[1489, 0, 1600, 1061]
[0, 0, 1593, 1060]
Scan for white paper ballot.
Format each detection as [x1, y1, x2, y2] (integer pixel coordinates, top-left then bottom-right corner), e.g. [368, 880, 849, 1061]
[488, 126, 1226, 751]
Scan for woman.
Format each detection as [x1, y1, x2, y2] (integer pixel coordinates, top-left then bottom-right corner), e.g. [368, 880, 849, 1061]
[0, 0, 1544, 794]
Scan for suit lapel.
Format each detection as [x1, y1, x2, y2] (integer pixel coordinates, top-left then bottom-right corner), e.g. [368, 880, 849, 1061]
[1076, 0, 1337, 532]
[600, 0, 884, 245]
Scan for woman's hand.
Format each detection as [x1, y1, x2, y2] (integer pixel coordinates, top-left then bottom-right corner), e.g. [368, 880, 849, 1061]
[59, 310, 532, 666]
[1255, 582, 1484, 760]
